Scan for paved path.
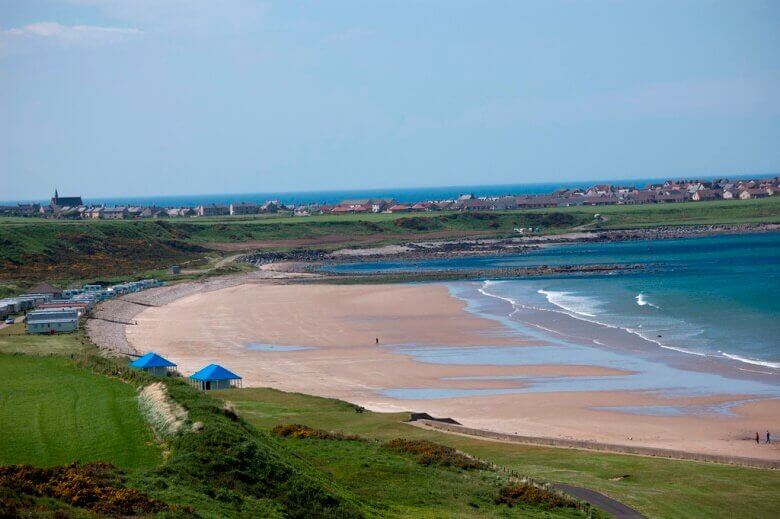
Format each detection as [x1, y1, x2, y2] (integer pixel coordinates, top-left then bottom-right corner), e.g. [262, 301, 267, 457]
[553, 484, 647, 519]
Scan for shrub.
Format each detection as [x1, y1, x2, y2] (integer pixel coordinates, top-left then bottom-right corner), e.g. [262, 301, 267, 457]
[495, 483, 576, 509]
[0, 462, 171, 515]
[394, 217, 441, 231]
[382, 439, 489, 470]
[272, 423, 364, 441]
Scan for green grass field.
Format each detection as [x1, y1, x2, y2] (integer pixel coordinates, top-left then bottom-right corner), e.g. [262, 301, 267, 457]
[218, 387, 780, 519]
[0, 354, 160, 469]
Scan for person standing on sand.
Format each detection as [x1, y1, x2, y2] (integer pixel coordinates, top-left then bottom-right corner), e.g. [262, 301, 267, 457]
[375, 337, 379, 344]
[756, 432, 760, 444]
[767, 431, 772, 444]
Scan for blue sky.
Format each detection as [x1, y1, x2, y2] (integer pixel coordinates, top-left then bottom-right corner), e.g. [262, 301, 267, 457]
[1, 0, 779, 200]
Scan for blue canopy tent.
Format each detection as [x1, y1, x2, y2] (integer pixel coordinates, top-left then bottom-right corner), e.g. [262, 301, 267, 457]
[189, 364, 242, 391]
[129, 352, 177, 377]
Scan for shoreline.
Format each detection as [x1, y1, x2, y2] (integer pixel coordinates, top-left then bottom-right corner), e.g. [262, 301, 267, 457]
[106, 280, 780, 463]
[411, 420, 780, 469]
[240, 222, 780, 266]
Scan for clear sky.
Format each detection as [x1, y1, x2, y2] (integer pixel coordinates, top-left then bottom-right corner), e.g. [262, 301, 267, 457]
[1, 1, 779, 200]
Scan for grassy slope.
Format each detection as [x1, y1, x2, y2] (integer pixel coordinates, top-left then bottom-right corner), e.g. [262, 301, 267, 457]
[0, 354, 161, 469]
[0, 333, 593, 518]
[219, 387, 780, 519]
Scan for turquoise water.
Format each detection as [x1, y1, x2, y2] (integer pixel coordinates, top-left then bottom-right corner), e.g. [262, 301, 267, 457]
[335, 233, 780, 369]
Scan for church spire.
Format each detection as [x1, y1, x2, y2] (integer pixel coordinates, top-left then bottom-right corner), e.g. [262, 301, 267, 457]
[54, 188, 59, 203]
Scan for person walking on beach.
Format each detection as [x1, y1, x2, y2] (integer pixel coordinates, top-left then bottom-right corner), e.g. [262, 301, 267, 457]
[767, 431, 772, 444]
[375, 337, 379, 345]
[756, 432, 760, 444]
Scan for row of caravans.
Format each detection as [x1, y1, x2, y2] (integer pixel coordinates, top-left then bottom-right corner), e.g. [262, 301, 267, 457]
[1, 279, 164, 334]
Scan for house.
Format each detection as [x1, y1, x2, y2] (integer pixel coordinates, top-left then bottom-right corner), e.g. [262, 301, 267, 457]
[126, 207, 144, 218]
[721, 190, 735, 200]
[387, 204, 412, 213]
[455, 199, 493, 211]
[140, 206, 168, 218]
[411, 202, 435, 212]
[491, 197, 519, 211]
[581, 196, 619, 206]
[167, 207, 196, 217]
[261, 201, 280, 213]
[85, 207, 104, 219]
[26, 309, 79, 334]
[56, 206, 82, 219]
[691, 189, 719, 201]
[230, 202, 259, 216]
[189, 364, 242, 391]
[197, 204, 230, 217]
[0, 203, 41, 217]
[294, 204, 320, 217]
[739, 188, 769, 200]
[655, 191, 688, 203]
[25, 282, 61, 299]
[130, 352, 177, 377]
[332, 202, 371, 214]
[102, 206, 128, 219]
[586, 184, 613, 196]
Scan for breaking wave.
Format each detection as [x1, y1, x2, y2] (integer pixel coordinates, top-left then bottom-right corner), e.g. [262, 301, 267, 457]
[635, 293, 659, 308]
[537, 289, 600, 317]
[476, 281, 778, 371]
[720, 352, 780, 370]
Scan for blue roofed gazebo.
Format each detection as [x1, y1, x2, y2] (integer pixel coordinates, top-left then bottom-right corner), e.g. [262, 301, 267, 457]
[189, 364, 242, 391]
[130, 352, 177, 377]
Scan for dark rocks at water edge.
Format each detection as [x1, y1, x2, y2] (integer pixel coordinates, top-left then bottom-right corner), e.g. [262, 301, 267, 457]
[238, 223, 779, 268]
[312, 264, 644, 284]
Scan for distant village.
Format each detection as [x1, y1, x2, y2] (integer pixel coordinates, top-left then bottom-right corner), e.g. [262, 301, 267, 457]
[1, 177, 777, 219]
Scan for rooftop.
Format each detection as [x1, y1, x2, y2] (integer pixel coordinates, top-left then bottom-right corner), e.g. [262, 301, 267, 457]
[189, 364, 242, 382]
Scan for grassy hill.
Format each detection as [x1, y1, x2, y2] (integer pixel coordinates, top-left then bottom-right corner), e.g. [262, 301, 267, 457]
[2, 197, 778, 284]
[0, 333, 605, 518]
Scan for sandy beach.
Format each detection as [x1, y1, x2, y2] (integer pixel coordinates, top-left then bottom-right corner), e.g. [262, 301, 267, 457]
[126, 282, 780, 462]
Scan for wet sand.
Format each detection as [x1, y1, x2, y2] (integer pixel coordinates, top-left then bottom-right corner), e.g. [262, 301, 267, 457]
[126, 282, 780, 461]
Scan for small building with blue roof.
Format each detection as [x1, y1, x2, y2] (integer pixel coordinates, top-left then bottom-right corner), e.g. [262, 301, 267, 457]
[189, 364, 243, 391]
[130, 352, 177, 377]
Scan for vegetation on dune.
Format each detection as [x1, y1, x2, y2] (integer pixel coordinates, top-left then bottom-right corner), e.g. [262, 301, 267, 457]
[0, 462, 175, 517]
[272, 423, 366, 442]
[496, 483, 577, 509]
[78, 353, 367, 518]
[382, 438, 489, 470]
[223, 386, 780, 519]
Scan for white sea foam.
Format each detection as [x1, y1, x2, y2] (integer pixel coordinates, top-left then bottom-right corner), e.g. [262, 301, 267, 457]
[720, 352, 780, 370]
[538, 289, 600, 317]
[635, 293, 659, 308]
[479, 281, 713, 359]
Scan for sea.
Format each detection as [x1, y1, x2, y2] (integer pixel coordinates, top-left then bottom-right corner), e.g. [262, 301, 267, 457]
[331, 232, 780, 373]
[5, 174, 766, 206]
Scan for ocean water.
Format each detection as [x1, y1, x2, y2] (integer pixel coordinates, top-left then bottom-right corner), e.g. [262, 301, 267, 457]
[6, 174, 762, 206]
[334, 233, 780, 370]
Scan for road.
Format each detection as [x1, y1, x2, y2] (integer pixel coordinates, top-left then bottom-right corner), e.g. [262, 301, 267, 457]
[553, 483, 647, 519]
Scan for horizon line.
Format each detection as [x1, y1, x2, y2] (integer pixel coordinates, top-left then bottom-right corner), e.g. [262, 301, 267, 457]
[4, 171, 779, 204]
